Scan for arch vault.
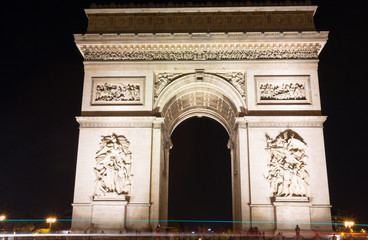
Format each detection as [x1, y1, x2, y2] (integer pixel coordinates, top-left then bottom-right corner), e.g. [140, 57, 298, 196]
[71, 3, 332, 234]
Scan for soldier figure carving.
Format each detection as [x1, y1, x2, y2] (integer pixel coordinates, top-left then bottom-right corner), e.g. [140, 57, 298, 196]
[94, 133, 133, 197]
[265, 130, 310, 197]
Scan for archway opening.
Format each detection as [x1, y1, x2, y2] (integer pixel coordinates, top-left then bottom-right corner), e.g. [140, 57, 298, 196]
[168, 116, 232, 232]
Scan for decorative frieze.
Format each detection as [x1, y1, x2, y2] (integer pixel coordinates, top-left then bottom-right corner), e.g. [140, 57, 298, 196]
[81, 46, 320, 61]
[75, 32, 327, 61]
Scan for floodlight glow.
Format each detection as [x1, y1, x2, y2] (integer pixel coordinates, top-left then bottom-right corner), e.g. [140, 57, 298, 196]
[344, 221, 354, 228]
[46, 218, 57, 223]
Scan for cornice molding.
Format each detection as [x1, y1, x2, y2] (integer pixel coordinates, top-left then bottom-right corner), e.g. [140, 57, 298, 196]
[75, 32, 327, 61]
[85, 6, 317, 14]
[235, 116, 327, 128]
[76, 116, 157, 128]
[75, 31, 328, 42]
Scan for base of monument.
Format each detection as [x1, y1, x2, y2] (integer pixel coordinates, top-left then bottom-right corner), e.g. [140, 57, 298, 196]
[272, 230, 334, 239]
[274, 196, 309, 202]
[93, 193, 127, 201]
[273, 197, 312, 232]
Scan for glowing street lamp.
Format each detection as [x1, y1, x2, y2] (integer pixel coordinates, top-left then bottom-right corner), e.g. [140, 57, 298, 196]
[344, 221, 354, 232]
[46, 217, 57, 232]
[0, 215, 6, 233]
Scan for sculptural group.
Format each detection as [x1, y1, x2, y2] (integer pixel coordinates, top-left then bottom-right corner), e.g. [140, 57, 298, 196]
[265, 130, 310, 197]
[94, 133, 133, 197]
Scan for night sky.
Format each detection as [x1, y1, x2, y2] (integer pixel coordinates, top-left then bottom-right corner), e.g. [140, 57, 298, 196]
[1, 0, 367, 228]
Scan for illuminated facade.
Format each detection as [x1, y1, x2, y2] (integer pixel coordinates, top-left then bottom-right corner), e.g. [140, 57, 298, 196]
[71, 2, 332, 233]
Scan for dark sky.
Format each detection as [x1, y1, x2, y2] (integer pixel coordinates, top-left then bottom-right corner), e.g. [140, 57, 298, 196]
[1, 0, 367, 227]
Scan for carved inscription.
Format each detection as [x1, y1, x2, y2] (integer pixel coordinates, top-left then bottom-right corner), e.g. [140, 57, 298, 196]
[265, 130, 309, 197]
[94, 134, 133, 198]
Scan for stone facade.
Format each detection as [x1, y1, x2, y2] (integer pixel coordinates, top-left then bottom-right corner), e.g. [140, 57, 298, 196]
[71, 4, 331, 233]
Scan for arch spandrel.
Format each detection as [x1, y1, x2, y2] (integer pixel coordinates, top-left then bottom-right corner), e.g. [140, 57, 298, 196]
[154, 72, 246, 134]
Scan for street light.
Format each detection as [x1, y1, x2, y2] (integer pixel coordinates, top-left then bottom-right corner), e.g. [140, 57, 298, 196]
[46, 217, 57, 232]
[0, 215, 6, 233]
[344, 221, 354, 232]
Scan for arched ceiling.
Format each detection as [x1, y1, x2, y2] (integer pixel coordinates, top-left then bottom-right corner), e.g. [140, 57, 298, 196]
[154, 72, 245, 135]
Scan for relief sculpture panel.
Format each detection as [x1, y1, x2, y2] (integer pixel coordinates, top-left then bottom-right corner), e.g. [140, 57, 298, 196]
[94, 133, 133, 200]
[256, 75, 310, 104]
[92, 77, 145, 105]
[265, 129, 309, 197]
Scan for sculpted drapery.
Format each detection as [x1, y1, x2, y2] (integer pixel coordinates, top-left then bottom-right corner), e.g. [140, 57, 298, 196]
[94, 133, 133, 197]
[265, 130, 310, 197]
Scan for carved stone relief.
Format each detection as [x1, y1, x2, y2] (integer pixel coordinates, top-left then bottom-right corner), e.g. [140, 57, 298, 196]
[154, 72, 185, 99]
[94, 133, 133, 199]
[215, 72, 245, 97]
[154, 71, 245, 99]
[95, 83, 140, 102]
[82, 48, 320, 61]
[162, 91, 236, 133]
[260, 82, 306, 101]
[256, 76, 310, 104]
[265, 129, 309, 197]
[92, 77, 144, 105]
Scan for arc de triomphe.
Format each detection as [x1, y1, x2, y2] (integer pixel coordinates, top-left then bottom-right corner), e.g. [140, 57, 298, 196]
[71, 3, 332, 233]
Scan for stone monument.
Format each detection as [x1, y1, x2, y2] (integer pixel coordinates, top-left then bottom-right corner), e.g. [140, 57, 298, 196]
[71, 1, 332, 233]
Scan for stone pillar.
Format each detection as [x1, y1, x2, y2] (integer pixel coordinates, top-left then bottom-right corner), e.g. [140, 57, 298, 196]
[160, 139, 172, 228]
[71, 116, 157, 232]
[149, 118, 171, 230]
[149, 118, 164, 230]
[233, 118, 251, 232]
[244, 116, 331, 233]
